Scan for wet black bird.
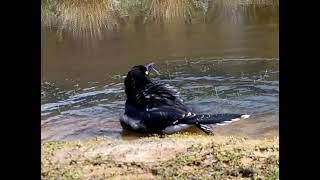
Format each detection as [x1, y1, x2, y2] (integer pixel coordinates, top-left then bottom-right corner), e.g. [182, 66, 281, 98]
[120, 63, 250, 134]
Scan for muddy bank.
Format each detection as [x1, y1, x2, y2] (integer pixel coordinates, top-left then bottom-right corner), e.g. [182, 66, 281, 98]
[41, 133, 279, 179]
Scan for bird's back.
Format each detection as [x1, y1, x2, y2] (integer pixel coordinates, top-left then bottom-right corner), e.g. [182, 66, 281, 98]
[123, 81, 191, 133]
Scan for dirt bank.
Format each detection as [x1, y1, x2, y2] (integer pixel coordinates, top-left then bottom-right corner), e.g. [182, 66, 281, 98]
[41, 133, 278, 179]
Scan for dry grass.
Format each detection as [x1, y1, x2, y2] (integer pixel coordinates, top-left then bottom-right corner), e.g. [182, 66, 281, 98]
[146, 0, 193, 23]
[207, 0, 278, 24]
[55, 0, 120, 40]
[41, 0, 279, 39]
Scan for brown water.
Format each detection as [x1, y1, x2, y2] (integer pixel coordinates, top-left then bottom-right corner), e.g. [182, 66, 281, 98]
[41, 8, 278, 141]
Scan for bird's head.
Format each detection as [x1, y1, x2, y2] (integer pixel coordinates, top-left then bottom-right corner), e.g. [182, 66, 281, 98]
[124, 63, 160, 100]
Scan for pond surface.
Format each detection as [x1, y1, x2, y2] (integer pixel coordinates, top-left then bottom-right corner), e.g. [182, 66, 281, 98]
[41, 9, 278, 141]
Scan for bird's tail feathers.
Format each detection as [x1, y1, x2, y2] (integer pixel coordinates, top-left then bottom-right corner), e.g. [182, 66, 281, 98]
[181, 113, 250, 125]
[196, 124, 215, 134]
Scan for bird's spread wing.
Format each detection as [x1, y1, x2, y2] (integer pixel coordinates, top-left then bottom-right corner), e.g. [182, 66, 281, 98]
[139, 82, 194, 130]
[142, 82, 182, 108]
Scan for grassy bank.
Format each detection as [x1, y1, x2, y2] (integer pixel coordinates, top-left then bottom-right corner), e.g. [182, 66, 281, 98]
[41, 133, 279, 179]
[41, 0, 279, 40]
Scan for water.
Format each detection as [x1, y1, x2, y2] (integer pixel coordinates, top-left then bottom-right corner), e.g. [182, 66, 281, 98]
[41, 8, 278, 141]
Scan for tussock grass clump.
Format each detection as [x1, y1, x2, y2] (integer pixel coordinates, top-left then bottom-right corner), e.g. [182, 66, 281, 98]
[41, 0, 279, 39]
[146, 0, 193, 23]
[55, 0, 120, 40]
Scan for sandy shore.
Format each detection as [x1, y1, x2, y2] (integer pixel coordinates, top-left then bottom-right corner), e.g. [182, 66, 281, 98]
[41, 133, 279, 179]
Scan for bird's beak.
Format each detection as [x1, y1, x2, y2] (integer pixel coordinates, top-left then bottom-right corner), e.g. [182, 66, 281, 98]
[144, 63, 160, 75]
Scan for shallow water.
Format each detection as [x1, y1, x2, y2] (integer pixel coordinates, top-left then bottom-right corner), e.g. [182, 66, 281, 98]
[41, 7, 278, 141]
[41, 58, 278, 141]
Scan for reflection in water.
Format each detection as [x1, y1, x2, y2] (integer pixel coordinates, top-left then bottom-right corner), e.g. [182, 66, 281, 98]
[41, 23, 278, 87]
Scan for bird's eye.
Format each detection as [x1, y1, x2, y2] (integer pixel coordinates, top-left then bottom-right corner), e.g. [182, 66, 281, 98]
[145, 71, 149, 75]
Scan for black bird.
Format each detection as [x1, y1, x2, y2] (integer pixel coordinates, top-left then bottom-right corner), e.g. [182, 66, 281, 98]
[120, 63, 250, 134]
